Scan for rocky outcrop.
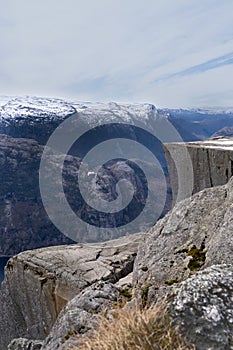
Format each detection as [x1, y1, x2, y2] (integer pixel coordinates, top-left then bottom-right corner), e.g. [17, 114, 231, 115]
[164, 137, 233, 204]
[41, 281, 126, 350]
[170, 264, 233, 350]
[133, 176, 233, 305]
[0, 233, 142, 349]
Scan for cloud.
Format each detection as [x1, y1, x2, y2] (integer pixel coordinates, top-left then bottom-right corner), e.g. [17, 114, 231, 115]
[154, 51, 233, 83]
[0, 0, 232, 107]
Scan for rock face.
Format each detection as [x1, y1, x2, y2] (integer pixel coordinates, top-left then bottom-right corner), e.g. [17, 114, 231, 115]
[170, 264, 233, 350]
[164, 137, 233, 204]
[0, 134, 77, 255]
[133, 177, 233, 304]
[0, 233, 142, 349]
[41, 281, 123, 350]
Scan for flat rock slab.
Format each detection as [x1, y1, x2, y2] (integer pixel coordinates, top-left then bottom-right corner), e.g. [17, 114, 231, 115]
[0, 233, 142, 349]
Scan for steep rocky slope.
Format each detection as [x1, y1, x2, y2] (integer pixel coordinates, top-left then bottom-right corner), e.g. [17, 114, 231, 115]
[133, 177, 233, 303]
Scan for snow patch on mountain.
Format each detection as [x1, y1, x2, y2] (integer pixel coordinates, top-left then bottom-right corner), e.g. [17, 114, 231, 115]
[165, 107, 233, 115]
[0, 96, 76, 123]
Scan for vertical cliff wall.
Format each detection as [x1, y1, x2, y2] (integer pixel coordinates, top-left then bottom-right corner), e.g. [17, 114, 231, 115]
[163, 137, 233, 205]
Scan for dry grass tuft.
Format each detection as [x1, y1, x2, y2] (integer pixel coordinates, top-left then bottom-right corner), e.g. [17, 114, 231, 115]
[76, 305, 195, 350]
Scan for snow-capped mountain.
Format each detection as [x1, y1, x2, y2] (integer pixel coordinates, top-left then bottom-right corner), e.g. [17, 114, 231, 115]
[0, 96, 162, 126]
[0, 96, 170, 151]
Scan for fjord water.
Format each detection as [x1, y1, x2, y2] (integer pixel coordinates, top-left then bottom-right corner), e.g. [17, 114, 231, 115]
[0, 257, 10, 285]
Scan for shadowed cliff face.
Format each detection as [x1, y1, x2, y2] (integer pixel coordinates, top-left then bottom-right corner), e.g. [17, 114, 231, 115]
[0, 134, 170, 255]
[0, 135, 75, 255]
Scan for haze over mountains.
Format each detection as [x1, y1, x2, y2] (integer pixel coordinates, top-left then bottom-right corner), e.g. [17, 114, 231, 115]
[0, 96, 233, 256]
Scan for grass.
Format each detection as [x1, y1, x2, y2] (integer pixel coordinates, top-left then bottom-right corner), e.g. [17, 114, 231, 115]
[75, 304, 195, 350]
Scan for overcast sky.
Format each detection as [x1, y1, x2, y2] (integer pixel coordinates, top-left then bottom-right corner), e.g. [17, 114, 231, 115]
[0, 0, 233, 108]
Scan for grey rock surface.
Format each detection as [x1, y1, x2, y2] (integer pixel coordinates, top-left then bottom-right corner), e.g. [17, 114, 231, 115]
[164, 137, 233, 205]
[170, 264, 233, 350]
[115, 272, 133, 288]
[133, 177, 233, 304]
[0, 233, 142, 349]
[8, 338, 43, 350]
[41, 281, 121, 350]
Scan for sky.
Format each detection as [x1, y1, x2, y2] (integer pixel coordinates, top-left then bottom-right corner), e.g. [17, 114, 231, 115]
[0, 0, 233, 108]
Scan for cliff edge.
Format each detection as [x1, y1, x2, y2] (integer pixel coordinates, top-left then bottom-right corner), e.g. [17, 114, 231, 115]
[164, 137, 233, 205]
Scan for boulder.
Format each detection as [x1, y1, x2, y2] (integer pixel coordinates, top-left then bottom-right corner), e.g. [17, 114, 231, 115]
[170, 264, 233, 350]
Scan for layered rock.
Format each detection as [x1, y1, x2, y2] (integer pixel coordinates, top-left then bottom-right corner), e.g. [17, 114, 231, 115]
[164, 137, 233, 204]
[0, 233, 142, 349]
